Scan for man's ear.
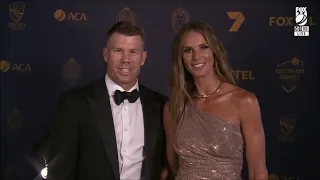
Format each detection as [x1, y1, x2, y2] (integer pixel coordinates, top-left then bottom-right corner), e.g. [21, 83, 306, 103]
[141, 51, 147, 66]
[103, 47, 108, 62]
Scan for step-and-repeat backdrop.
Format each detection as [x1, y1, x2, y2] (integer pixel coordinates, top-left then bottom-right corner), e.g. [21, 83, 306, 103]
[1, 1, 319, 180]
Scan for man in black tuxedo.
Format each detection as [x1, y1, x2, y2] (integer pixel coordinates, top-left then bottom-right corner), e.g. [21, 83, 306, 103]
[46, 21, 169, 180]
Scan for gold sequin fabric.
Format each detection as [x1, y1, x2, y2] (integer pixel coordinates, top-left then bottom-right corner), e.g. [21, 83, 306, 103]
[173, 104, 244, 180]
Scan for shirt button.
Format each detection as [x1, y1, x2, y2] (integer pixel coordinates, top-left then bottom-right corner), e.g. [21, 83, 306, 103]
[124, 128, 127, 131]
[123, 107, 127, 111]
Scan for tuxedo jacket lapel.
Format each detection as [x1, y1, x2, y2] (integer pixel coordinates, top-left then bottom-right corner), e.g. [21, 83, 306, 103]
[87, 79, 120, 180]
[139, 84, 161, 180]
[86, 80, 161, 180]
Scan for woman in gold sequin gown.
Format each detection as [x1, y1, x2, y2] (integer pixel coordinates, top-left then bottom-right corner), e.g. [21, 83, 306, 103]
[163, 21, 268, 180]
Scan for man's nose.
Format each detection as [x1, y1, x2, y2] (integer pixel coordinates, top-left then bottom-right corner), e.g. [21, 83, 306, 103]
[121, 52, 130, 62]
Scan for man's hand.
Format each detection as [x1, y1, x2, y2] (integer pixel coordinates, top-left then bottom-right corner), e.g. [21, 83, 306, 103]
[160, 168, 169, 180]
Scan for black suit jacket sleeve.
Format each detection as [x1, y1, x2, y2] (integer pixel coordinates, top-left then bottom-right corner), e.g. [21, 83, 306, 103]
[161, 97, 175, 180]
[155, 95, 172, 180]
[48, 93, 79, 180]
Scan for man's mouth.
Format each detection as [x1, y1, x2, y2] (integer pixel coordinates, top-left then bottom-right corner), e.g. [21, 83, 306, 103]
[118, 68, 131, 74]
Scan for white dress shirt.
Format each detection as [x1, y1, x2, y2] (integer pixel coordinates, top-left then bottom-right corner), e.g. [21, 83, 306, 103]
[105, 74, 145, 180]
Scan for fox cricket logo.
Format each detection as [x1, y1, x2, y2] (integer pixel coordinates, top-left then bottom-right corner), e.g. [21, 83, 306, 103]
[227, 12, 245, 32]
[233, 70, 255, 81]
[279, 114, 297, 143]
[117, 6, 136, 23]
[54, 9, 87, 22]
[269, 16, 315, 27]
[172, 7, 190, 33]
[0, 60, 31, 72]
[8, 2, 26, 30]
[275, 58, 304, 93]
[62, 58, 81, 85]
[294, 7, 309, 36]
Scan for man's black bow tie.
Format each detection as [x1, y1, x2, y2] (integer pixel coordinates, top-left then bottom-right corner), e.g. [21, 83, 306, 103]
[113, 89, 140, 105]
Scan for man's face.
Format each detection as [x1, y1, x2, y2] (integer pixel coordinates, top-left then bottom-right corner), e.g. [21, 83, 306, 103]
[103, 33, 147, 90]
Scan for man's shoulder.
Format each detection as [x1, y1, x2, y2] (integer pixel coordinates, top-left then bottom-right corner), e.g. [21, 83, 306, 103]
[60, 79, 102, 101]
[139, 84, 168, 103]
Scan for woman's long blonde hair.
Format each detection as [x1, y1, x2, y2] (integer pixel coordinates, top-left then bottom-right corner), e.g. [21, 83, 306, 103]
[169, 21, 236, 122]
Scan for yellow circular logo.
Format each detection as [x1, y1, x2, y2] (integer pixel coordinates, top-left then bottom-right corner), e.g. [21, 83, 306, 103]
[268, 173, 279, 180]
[291, 57, 300, 65]
[0, 60, 10, 72]
[54, 9, 66, 21]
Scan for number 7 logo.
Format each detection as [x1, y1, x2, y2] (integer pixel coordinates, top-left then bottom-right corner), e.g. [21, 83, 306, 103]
[227, 12, 245, 32]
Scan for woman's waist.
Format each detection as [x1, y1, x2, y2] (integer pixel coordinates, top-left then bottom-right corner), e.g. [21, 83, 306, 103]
[179, 157, 243, 171]
[176, 160, 242, 180]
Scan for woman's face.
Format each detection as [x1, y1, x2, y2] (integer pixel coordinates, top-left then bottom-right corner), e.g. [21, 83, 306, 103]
[182, 31, 215, 78]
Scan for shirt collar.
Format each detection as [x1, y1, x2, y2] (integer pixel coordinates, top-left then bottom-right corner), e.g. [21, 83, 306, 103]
[105, 74, 139, 97]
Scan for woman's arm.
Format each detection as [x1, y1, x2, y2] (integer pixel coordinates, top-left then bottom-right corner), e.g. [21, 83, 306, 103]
[162, 102, 179, 179]
[239, 93, 268, 180]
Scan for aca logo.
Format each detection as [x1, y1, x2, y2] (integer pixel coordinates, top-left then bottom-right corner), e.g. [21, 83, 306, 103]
[279, 114, 297, 143]
[54, 9, 87, 22]
[172, 7, 190, 33]
[275, 58, 304, 93]
[0, 60, 31, 72]
[8, 2, 26, 30]
[233, 70, 255, 80]
[269, 16, 315, 26]
[117, 6, 136, 23]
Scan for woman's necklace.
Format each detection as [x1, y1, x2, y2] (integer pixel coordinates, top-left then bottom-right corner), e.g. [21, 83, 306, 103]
[195, 81, 222, 98]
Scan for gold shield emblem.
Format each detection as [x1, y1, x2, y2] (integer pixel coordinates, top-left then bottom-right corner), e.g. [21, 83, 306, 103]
[172, 7, 189, 32]
[117, 7, 136, 23]
[280, 115, 297, 136]
[62, 58, 81, 80]
[9, 2, 25, 22]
